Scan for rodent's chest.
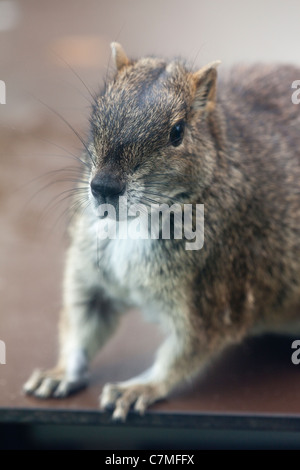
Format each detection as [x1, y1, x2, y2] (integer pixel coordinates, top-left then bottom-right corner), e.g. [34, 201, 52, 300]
[87, 217, 184, 308]
[97, 236, 158, 303]
[102, 237, 152, 280]
[97, 237, 177, 324]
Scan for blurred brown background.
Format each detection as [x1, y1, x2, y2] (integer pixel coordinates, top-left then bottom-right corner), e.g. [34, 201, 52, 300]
[1, 0, 300, 130]
[1, 0, 300, 416]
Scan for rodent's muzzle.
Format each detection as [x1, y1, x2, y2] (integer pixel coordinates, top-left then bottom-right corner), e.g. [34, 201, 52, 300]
[90, 172, 126, 205]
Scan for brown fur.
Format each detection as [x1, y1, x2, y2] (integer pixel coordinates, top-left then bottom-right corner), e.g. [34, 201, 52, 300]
[24, 44, 300, 420]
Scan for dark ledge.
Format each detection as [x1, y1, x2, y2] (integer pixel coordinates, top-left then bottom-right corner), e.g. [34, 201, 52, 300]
[1, 408, 300, 433]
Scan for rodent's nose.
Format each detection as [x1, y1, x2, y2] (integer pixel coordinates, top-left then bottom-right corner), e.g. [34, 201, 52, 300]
[90, 173, 125, 200]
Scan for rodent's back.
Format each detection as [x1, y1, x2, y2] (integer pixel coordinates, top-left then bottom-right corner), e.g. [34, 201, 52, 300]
[219, 64, 300, 156]
[218, 64, 300, 211]
[214, 65, 300, 322]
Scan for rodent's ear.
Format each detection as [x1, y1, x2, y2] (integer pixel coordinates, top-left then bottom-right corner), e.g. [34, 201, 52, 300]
[110, 42, 130, 71]
[192, 60, 221, 112]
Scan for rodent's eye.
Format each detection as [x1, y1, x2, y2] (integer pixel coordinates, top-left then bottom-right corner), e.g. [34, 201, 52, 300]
[170, 120, 185, 147]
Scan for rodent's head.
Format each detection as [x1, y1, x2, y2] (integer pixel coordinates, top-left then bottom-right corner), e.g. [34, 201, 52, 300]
[88, 43, 221, 216]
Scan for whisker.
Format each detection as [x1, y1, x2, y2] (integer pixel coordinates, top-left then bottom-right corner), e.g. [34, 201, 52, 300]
[29, 94, 96, 167]
[50, 50, 97, 105]
[142, 190, 183, 205]
[142, 182, 172, 188]
[139, 195, 160, 205]
[68, 197, 91, 224]
[37, 136, 92, 170]
[48, 194, 91, 237]
[133, 199, 152, 214]
[16, 165, 87, 193]
[23, 170, 89, 210]
[39, 187, 89, 224]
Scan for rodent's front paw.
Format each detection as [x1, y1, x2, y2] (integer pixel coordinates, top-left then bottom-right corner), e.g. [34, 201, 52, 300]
[23, 368, 88, 399]
[100, 382, 165, 421]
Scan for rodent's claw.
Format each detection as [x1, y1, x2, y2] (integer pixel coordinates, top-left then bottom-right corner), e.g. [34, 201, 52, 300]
[23, 368, 88, 399]
[53, 377, 88, 398]
[23, 369, 45, 395]
[100, 382, 165, 421]
[100, 383, 120, 411]
[35, 377, 60, 398]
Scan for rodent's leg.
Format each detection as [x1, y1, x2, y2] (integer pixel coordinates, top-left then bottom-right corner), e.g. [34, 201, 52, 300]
[24, 290, 122, 398]
[24, 240, 123, 398]
[24, 289, 122, 398]
[100, 320, 221, 421]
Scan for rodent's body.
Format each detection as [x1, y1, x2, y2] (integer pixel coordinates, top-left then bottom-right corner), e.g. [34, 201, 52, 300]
[218, 65, 300, 330]
[24, 45, 300, 420]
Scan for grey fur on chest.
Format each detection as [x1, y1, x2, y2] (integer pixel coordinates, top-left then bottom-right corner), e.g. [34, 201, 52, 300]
[95, 234, 182, 319]
[99, 235, 151, 277]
